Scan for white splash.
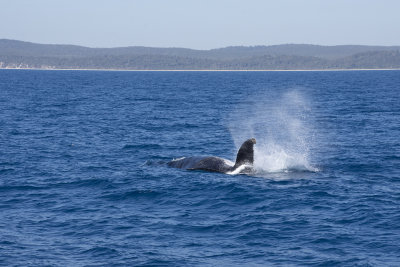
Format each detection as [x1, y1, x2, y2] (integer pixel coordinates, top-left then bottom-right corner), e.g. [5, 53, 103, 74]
[223, 159, 234, 167]
[254, 144, 318, 173]
[228, 89, 318, 175]
[227, 164, 252, 175]
[170, 157, 186, 162]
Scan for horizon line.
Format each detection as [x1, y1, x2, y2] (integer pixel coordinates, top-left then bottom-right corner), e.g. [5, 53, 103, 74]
[2, 67, 400, 72]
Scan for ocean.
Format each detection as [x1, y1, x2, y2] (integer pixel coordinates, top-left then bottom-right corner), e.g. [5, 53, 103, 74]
[0, 70, 399, 266]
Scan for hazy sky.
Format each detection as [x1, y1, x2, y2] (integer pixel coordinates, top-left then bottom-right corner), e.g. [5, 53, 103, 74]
[1, 0, 400, 49]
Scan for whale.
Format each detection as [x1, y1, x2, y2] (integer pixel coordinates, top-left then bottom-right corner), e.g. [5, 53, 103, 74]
[168, 138, 256, 174]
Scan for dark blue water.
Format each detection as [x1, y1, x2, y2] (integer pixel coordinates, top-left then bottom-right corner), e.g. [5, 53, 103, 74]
[1, 70, 399, 266]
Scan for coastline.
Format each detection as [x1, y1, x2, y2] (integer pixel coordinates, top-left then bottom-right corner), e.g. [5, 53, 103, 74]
[1, 67, 400, 72]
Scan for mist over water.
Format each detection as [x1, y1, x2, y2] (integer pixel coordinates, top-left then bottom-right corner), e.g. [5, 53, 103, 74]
[228, 89, 318, 176]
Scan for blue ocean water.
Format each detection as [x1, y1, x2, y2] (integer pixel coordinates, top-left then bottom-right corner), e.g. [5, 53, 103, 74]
[0, 70, 399, 266]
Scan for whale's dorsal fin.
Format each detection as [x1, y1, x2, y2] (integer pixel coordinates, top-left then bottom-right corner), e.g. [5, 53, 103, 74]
[233, 138, 256, 169]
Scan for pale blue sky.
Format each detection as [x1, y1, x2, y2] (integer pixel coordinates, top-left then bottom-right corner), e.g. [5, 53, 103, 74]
[1, 0, 399, 49]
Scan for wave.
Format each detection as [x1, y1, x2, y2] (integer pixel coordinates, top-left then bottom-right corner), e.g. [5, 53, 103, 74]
[123, 143, 163, 150]
[143, 159, 170, 167]
[102, 189, 162, 201]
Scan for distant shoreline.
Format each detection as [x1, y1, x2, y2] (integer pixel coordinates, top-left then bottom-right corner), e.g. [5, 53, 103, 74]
[1, 68, 400, 72]
[2, 39, 400, 71]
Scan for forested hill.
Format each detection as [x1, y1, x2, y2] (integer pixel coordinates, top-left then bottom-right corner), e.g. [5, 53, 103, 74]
[1, 39, 399, 70]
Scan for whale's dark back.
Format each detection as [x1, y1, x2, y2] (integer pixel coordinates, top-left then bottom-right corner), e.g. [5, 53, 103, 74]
[168, 156, 233, 173]
[168, 138, 256, 174]
[167, 156, 206, 169]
